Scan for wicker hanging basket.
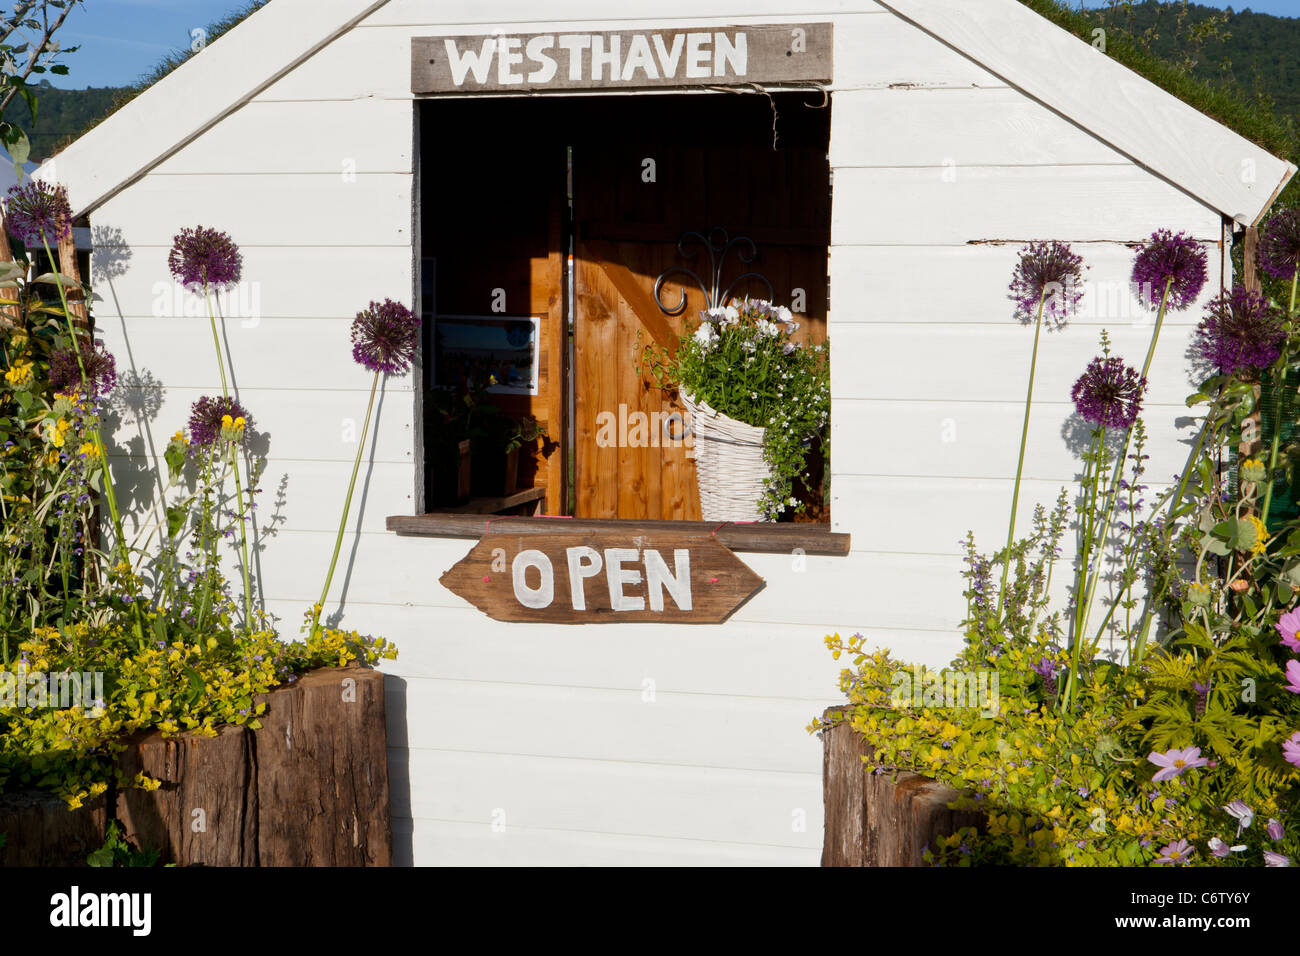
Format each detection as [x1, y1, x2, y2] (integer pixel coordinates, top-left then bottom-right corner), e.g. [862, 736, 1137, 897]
[680, 389, 772, 522]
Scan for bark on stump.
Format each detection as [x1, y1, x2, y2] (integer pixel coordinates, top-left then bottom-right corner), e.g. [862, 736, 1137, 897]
[116, 723, 258, 866]
[253, 666, 391, 866]
[821, 707, 984, 866]
[0, 791, 107, 867]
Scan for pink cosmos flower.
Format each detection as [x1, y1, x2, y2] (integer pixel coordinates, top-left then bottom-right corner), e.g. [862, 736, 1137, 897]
[1148, 746, 1209, 782]
[1283, 732, 1300, 769]
[1207, 837, 1246, 858]
[1155, 839, 1194, 865]
[1263, 851, 1291, 868]
[1277, 608, 1300, 653]
[1223, 800, 1254, 836]
[1266, 819, 1284, 842]
[1286, 659, 1300, 695]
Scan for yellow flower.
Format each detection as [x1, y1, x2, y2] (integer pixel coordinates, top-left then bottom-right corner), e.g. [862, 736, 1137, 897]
[3, 360, 33, 387]
[1244, 514, 1269, 556]
[79, 441, 98, 459]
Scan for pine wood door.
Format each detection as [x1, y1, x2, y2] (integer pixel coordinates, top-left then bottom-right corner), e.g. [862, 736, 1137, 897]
[570, 95, 830, 520]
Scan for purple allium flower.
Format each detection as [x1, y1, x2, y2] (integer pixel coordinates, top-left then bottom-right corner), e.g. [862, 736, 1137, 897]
[1154, 839, 1194, 865]
[49, 340, 117, 397]
[1266, 818, 1285, 842]
[1071, 356, 1146, 429]
[168, 226, 243, 291]
[1284, 732, 1300, 769]
[1131, 229, 1208, 311]
[1259, 207, 1300, 281]
[187, 395, 253, 450]
[1264, 851, 1292, 867]
[1278, 609, 1300, 653]
[1285, 658, 1300, 695]
[1009, 240, 1086, 329]
[1223, 800, 1254, 835]
[350, 298, 420, 375]
[1148, 746, 1209, 782]
[1193, 288, 1284, 377]
[4, 180, 72, 245]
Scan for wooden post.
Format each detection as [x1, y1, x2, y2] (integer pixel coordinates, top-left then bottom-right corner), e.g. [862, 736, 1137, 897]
[56, 230, 89, 333]
[820, 708, 984, 866]
[0, 222, 21, 328]
[253, 666, 392, 866]
[0, 791, 108, 867]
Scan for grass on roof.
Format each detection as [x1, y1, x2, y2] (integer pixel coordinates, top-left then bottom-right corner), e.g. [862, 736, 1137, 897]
[1019, 0, 1298, 207]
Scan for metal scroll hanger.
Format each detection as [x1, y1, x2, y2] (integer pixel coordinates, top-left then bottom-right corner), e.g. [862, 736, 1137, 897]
[653, 227, 775, 315]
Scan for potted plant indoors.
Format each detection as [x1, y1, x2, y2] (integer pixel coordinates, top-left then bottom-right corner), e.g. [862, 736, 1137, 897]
[639, 298, 829, 521]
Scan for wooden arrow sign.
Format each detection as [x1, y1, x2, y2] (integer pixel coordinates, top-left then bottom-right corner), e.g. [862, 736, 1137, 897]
[440, 530, 765, 624]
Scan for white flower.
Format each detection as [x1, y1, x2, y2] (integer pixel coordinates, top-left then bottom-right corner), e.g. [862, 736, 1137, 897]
[693, 322, 718, 350]
[774, 305, 794, 325]
[722, 304, 740, 326]
[756, 319, 780, 338]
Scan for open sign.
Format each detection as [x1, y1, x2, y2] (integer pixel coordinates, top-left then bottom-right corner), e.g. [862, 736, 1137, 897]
[441, 531, 765, 624]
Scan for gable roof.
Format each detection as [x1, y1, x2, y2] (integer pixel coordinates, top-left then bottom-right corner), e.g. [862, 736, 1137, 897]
[880, 0, 1295, 227]
[42, 0, 1295, 226]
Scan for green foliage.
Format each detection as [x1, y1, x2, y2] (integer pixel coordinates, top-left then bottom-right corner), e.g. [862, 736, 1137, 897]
[637, 298, 830, 519]
[87, 821, 162, 867]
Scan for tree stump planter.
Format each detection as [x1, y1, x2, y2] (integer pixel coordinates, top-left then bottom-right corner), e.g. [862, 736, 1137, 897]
[0, 665, 391, 867]
[821, 707, 985, 867]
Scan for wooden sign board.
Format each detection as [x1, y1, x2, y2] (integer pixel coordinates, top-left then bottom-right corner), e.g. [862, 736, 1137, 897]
[440, 531, 765, 624]
[412, 23, 833, 95]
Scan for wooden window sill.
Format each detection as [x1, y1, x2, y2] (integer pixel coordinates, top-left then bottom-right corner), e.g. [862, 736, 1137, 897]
[386, 514, 851, 556]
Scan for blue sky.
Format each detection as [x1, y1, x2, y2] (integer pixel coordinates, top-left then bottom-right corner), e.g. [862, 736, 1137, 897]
[45, 0, 1300, 89]
[52, 1, 257, 89]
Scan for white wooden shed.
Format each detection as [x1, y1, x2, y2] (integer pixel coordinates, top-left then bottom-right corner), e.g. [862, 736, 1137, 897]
[43, 0, 1293, 865]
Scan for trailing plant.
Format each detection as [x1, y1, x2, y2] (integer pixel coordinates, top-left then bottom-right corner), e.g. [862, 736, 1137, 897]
[637, 298, 830, 519]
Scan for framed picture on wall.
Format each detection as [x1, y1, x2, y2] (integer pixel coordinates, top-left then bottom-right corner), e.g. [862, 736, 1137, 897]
[432, 314, 541, 396]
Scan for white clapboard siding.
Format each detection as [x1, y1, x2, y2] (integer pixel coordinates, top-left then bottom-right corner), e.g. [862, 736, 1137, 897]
[266, 599, 847, 697]
[392, 816, 815, 866]
[103, 386, 415, 464]
[102, 318, 399, 393]
[830, 323, 1202, 406]
[251, 529, 971, 632]
[830, 88, 1128, 168]
[255, 12, 1005, 103]
[90, 246, 415, 322]
[153, 99, 413, 176]
[364, 0, 885, 26]
[826, 242, 1222, 326]
[93, 173, 413, 247]
[390, 749, 821, 849]
[831, 399, 1201, 482]
[832, 475, 1175, 558]
[387, 676, 825, 772]
[879, 0, 1295, 225]
[830, 165, 1221, 245]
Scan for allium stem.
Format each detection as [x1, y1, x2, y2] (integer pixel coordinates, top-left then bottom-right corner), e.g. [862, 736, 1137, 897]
[1079, 279, 1170, 663]
[997, 290, 1047, 622]
[204, 280, 230, 399]
[41, 234, 143, 643]
[229, 438, 254, 631]
[1260, 268, 1298, 528]
[311, 369, 380, 637]
[1064, 425, 1106, 710]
